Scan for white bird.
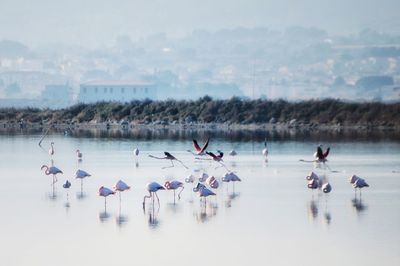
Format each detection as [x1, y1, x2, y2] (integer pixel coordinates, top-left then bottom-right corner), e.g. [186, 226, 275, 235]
[206, 176, 219, 189]
[349, 175, 369, 195]
[229, 150, 237, 156]
[143, 182, 165, 209]
[164, 180, 184, 202]
[41, 164, 63, 184]
[185, 174, 196, 183]
[113, 180, 131, 202]
[134, 148, 139, 156]
[76, 149, 82, 159]
[262, 139, 268, 157]
[322, 183, 332, 193]
[99, 186, 115, 209]
[49, 142, 55, 156]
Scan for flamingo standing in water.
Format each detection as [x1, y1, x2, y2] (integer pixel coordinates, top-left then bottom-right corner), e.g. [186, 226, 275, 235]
[164, 180, 184, 203]
[134, 148, 139, 156]
[41, 164, 63, 184]
[76, 149, 82, 160]
[205, 176, 219, 189]
[75, 169, 91, 195]
[113, 180, 130, 202]
[322, 183, 332, 193]
[99, 186, 115, 209]
[349, 175, 369, 196]
[188, 138, 209, 156]
[222, 172, 241, 191]
[49, 142, 55, 156]
[195, 184, 216, 204]
[229, 150, 237, 156]
[149, 152, 188, 169]
[143, 182, 165, 209]
[185, 174, 196, 183]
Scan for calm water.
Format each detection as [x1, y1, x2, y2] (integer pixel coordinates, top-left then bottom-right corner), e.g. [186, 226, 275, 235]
[0, 133, 399, 266]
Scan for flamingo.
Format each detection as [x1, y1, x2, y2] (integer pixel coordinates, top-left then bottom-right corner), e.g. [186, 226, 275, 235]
[205, 176, 219, 189]
[113, 180, 131, 202]
[49, 142, 55, 156]
[229, 150, 237, 156]
[75, 169, 91, 195]
[206, 151, 224, 162]
[322, 182, 332, 193]
[306, 171, 319, 181]
[308, 178, 320, 190]
[185, 174, 196, 183]
[188, 138, 209, 155]
[143, 182, 165, 209]
[63, 180, 71, 207]
[149, 152, 188, 169]
[314, 145, 330, 162]
[76, 149, 82, 159]
[164, 180, 184, 203]
[99, 186, 115, 209]
[196, 185, 216, 204]
[222, 172, 241, 191]
[349, 175, 369, 195]
[134, 148, 139, 156]
[193, 182, 206, 192]
[199, 172, 209, 182]
[41, 164, 63, 184]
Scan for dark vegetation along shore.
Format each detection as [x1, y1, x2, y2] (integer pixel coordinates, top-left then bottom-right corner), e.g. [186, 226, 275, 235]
[0, 97, 399, 131]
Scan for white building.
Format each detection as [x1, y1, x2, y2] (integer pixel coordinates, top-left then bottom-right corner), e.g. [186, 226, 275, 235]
[78, 80, 156, 103]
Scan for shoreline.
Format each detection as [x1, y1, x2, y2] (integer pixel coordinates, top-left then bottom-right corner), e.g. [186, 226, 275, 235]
[1, 121, 399, 133]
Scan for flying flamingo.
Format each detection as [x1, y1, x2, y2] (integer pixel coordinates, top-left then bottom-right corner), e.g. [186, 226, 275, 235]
[41, 164, 63, 184]
[349, 175, 369, 196]
[203, 151, 230, 170]
[164, 180, 184, 203]
[49, 142, 55, 156]
[76, 149, 82, 160]
[148, 152, 188, 169]
[99, 186, 115, 210]
[314, 145, 330, 162]
[143, 182, 165, 209]
[113, 180, 131, 202]
[187, 138, 209, 155]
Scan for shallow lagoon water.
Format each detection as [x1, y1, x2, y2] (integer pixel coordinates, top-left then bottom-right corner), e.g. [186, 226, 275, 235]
[0, 133, 399, 266]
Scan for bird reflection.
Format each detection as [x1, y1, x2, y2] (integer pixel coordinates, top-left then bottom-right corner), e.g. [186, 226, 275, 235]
[194, 202, 218, 223]
[352, 196, 368, 214]
[115, 212, 129, 227]
[98, 211, 111, 223]
[134, 159, 139, 168]
[225, 192, 240, 208]
[308, 199, 318, 221]
[144, 207, 160, 229]
[76, 191, 87, 200]
[47, 185, 58, 201]
[166, 203, 182, 214]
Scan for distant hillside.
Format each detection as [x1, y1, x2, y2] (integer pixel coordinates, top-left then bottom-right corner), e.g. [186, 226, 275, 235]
[0, 97, 399, 128]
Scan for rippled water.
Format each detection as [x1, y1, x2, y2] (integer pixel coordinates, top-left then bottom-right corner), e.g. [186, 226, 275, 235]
[0, 133, 399, 266]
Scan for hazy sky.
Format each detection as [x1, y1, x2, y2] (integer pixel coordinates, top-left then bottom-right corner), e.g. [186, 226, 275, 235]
[0, 0, 399, 47]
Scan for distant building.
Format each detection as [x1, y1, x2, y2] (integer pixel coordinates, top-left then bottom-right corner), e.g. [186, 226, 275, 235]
[78, 80, 156, 103]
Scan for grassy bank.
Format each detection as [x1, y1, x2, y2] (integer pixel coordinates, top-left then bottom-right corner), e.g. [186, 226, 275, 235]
[0, 97, 399, 128]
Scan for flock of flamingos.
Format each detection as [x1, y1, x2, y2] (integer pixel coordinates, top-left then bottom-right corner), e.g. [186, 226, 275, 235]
[40, 138, 370, 215]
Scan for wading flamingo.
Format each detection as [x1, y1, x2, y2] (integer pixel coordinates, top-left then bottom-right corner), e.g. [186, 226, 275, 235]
[99, 186, 115, 210]
[113, 180, 130, 202]
[41, 164, 63, 184]
[164, 180, 184, 203]
[134, 148, 139, 156]
[349, 175, 369, 196]
[143, 182, 165, 209]
[76, 149, 82, 159]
